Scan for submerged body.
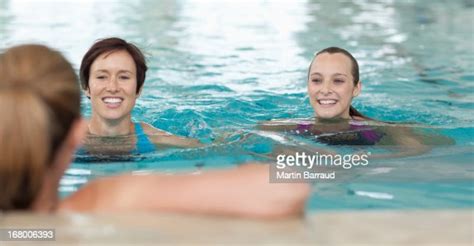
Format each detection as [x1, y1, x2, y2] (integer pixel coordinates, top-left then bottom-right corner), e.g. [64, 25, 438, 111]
[293, 120, 385, 145]
[81, 122, 200, 156]
[259, 117, 454, 158]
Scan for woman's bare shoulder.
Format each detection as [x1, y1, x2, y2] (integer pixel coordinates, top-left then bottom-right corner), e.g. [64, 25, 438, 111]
[58, 176, 128, 212]
[58, 179, 101, 212]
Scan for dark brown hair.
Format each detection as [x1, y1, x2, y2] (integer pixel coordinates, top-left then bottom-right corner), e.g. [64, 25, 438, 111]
[308, 46, 366, 119]
[79, 37, 148, 94]
[0, 44, 80, 210]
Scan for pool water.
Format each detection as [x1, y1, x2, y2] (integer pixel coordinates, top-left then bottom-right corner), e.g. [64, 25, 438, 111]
[1, 0, 472, 210]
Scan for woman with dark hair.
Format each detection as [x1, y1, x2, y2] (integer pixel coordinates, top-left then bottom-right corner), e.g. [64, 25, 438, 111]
[307, 47, 366, 120]
[259, 47, 450, 157]
[80, 37, 201, 155]
[0, 44, 309, 217]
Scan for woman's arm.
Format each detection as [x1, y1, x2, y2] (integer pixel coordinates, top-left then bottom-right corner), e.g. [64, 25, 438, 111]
[257, 120, 298, 132]
[141, 122, 204, 148]
[370, 126, 431, 159]
[150, 134, 204, 148]
[60, 163, 310, 218]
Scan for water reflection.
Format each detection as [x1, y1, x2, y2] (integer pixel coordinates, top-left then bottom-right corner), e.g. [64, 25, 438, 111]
[1, 0, 472, 209]
[296, 0, 474, 125]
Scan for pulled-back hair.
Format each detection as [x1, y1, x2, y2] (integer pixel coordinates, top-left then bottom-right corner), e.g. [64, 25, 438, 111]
[308, 46, 366, 119]
[79, 37, 148, 94]
[0, 45, 81, 210]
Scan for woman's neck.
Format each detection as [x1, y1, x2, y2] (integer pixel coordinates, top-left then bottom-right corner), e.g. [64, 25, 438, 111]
[30, 180, 58, 213]
[31, 168, 63, 213]
[88, 115, 134, 136]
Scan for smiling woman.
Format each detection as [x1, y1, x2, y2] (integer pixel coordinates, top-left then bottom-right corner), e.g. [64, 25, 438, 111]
[258, 47, 453, 158]
[307, 47, 364, 120]
[79, 38, 201, 155]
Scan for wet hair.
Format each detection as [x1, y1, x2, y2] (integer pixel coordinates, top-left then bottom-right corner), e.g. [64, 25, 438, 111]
[79, 37, 148, 94]
[308, 46, 366, 119]
[0, 45, 81, 210]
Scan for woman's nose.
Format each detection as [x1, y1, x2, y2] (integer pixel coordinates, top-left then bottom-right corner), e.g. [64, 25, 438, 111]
[319, 81, 332, 94]
[106, 77, 119, 92]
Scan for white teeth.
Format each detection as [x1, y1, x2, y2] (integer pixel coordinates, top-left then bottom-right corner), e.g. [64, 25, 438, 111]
[103, 97, 123, 104]
[318, 99, 337, 105]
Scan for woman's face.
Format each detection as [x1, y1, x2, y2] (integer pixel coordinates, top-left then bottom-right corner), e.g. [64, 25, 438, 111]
[86, 50, 139, 122]
[307, 52, 361, 119]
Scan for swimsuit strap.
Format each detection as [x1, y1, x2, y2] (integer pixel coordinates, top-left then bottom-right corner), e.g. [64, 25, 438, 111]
[134, 122, 157, 154]
[349, 122, 384, 145]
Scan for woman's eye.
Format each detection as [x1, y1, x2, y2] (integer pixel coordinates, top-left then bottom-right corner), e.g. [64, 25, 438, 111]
[311, 79, 322, 83]
[96, 76, 106, 80]
[119, 76, 130, 80]
[334, 79, 345, 83]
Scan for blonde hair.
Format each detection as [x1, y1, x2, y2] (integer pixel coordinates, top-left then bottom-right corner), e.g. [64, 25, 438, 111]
[0, 44, 81, 210]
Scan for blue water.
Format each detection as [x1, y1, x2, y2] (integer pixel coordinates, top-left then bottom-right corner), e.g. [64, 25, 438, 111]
[1, 0, 473, 210]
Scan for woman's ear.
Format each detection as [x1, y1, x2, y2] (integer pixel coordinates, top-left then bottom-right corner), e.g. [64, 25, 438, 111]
[84, 88, 91, 99]
[353, 81, 362, 97]
[136, 86, 142, 98]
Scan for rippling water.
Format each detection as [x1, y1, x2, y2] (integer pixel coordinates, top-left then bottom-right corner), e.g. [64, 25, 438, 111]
[1, 0, 473, 210]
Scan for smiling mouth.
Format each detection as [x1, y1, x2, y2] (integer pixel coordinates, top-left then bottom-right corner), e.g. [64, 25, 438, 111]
[317, 99, 338, 105]
[102, 97, 124, 107]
